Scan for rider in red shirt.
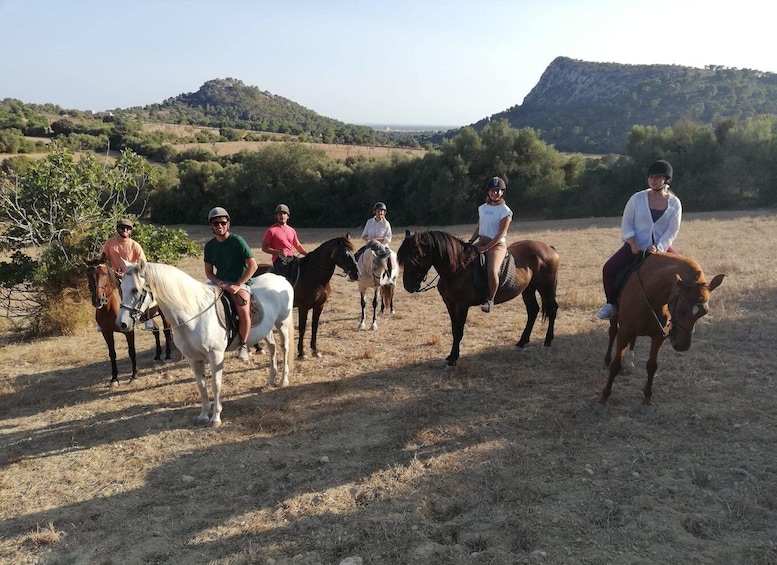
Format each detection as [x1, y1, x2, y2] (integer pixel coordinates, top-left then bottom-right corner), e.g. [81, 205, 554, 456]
[261, 204, 308, 263]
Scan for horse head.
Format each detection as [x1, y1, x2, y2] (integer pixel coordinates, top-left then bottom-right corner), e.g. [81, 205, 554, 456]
[397, 231, 433, 293]
[85, 258, 112, 308]
[334, 235, 359, 281]
[117, 258, 155, 331]
[667, 272, 725, 351]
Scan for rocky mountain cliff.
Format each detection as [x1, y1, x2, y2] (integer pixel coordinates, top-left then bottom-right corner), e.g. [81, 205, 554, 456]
[474, 56, 777, 154]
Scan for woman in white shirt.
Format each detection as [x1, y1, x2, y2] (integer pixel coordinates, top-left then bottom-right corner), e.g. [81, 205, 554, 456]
[596, 159, 682, 319]
[468, 177, 513, 313]
[361, 201, 396, 273]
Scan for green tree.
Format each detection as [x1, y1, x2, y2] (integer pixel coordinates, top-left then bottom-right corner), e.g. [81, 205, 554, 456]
[0, 144, 199, 334]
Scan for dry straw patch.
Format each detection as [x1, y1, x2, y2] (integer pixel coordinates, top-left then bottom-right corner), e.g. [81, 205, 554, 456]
[1, 210, 776, 564]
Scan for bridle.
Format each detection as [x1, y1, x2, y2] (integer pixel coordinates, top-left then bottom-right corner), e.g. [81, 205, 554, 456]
[636, 267, 707, 340]
[119, 269, 223, 330]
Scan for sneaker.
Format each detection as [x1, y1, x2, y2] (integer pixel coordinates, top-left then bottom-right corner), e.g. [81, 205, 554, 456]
[596, 303, 613, 319]
[144, 319, 156, 330]
[480, 299, 494, 313]
[237, 344, 250, 363]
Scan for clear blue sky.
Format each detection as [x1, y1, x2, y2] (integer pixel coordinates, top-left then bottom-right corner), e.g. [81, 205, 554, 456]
[0, 0, 771, 128]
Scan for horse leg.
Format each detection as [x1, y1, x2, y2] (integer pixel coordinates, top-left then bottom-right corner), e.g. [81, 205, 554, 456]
[264, 331, 278, 387]
[102, 330, 120, 387]
[516, 289, 540, 348]
[604, 318, 618, 368]
[370, 288, 378, 331]
[297, 307, 309, 359]
[187, 358, 213, 426]
[597, 333, 630, 411]
[358, 291, 367, 330]
[126, 330, 138, 381]
[152, 326, 162, 361]
[276, 318, 292, 388]
[310, 304, 324, 358]
[444, 302, 468, 371]
[641, 336, 665, 414]
[164, 327, 174, 360]
[541, 292, 558, 348]
[387, 286, 395, 314]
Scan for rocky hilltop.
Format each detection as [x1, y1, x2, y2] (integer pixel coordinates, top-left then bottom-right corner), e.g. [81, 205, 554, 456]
[474, 56, 777, 154]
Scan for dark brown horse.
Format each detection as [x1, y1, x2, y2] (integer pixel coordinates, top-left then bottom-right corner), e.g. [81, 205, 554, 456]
[86, 259, 173, 386]
[255, 235, 359, 359]
[598, 252, 724, 413]
[398, 230, 560, 370]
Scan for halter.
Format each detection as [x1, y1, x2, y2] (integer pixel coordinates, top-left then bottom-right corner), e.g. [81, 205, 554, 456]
[119, 270, 224, 331]
[636, 266, 706, 340]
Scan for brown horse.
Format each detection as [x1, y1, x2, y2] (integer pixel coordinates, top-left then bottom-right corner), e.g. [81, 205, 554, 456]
[398, 230, 560, 370]
[255, 236, 360, 359]
[86, 259, 173, 386]
[598, 252, 724, 413]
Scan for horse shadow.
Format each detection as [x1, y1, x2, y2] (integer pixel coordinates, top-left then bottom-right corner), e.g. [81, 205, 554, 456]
[1, 303, 761, 562]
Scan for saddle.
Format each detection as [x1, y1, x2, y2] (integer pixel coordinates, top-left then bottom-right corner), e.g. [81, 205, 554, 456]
[473, 252, 517, 304]
[216, 291, 266, 345]
[613, 252, 650, 307]
[269, 257, 302, 288]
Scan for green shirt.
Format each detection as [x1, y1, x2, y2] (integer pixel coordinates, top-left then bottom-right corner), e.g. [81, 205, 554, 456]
[204, 233, 254, 285]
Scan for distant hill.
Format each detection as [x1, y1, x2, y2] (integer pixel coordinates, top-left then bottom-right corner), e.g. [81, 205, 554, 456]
[143, 78, 409, 146]
[471, 56, 777, 154]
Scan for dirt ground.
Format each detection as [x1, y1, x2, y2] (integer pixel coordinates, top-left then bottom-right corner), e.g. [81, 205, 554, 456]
[1, 211, 776, 564]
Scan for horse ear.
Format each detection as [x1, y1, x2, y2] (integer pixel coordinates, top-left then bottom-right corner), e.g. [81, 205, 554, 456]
[345, 232, 351, 240]
[405, 229, 411, 237]
[707, 274, 725, 292]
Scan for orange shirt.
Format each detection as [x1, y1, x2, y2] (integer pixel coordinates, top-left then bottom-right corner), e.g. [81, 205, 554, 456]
[100, 236, 146, 274]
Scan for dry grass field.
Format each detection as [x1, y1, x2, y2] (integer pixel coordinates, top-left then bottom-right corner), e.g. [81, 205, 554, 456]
[169, 141, 426, 161]
[1, 210, 776, 564]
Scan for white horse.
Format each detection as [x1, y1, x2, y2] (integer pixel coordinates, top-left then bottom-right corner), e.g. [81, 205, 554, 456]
[356, 240, 398, 331]
[115, 259, 294, 428]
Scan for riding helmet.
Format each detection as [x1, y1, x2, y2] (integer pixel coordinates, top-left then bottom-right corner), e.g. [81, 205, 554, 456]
[116, 218, 134, 229]
[647, 160, 673, 180]
[275, 204, 290, 215]
[208, 207, 230, 222]
[487, 177, 507, 190]
[374, 201, 387, 211]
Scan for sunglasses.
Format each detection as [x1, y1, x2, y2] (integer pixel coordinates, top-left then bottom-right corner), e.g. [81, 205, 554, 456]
[118, 226, 133, 231]
[211, 221, 229, 227]
[490, 188, 505, 193]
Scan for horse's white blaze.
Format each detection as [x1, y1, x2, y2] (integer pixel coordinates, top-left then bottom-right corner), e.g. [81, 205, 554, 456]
[116, 261, 294, 427]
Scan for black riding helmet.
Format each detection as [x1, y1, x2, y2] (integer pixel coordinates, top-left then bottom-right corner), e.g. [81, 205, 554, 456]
[647, 160, 673, 180]
[487, 177, 506, 191]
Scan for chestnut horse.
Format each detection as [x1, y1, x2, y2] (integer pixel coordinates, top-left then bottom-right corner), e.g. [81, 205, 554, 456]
[255, 236, 359, 359]
[86, 259, 173, 387]
[598, 252, 724, 413]
[398, 230, 559, 370]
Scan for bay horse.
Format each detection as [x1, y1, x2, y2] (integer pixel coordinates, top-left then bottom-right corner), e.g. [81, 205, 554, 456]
[255, 235, 359, 358]
[598, 252, 724, 413]
[397, 230, 560, 370]
[356, 240, 397, 331]
[116, 260, 294, 428]
[86, 259, 173, 387]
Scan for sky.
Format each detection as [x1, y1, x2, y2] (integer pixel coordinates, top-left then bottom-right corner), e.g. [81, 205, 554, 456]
[0, 0, 772, 128]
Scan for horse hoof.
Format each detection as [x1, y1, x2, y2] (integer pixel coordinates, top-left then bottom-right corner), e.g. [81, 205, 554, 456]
[370, 324, 378, 331]
[358, 324, 366, 331]
[513, 345, 525, 353]
[594, 402, 608, 414]
[444, 364, 456, 373]
[109, 380, 119, 388]
[209, 420, 222, 429]
[297, 354, 306, 360]
[195, 417, 209, 427]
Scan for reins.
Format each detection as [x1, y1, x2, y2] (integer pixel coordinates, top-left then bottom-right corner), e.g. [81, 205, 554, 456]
[120, 281, 224, 331]
[635, 265, 671, 339]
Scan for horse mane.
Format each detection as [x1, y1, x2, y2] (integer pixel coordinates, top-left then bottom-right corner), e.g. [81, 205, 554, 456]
[649, 252, 705, 282]
[142, 262, 216, 309]
[418, 230, 473, 273]
[306, 236, 356, 259]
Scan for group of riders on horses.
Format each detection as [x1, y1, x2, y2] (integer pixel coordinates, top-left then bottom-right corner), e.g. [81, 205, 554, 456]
[101, 157, 680, 363]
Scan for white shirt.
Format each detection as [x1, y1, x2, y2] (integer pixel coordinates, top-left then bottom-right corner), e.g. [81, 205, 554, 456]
[477, 202, 513, 241]
[361, 217, 392, 244]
